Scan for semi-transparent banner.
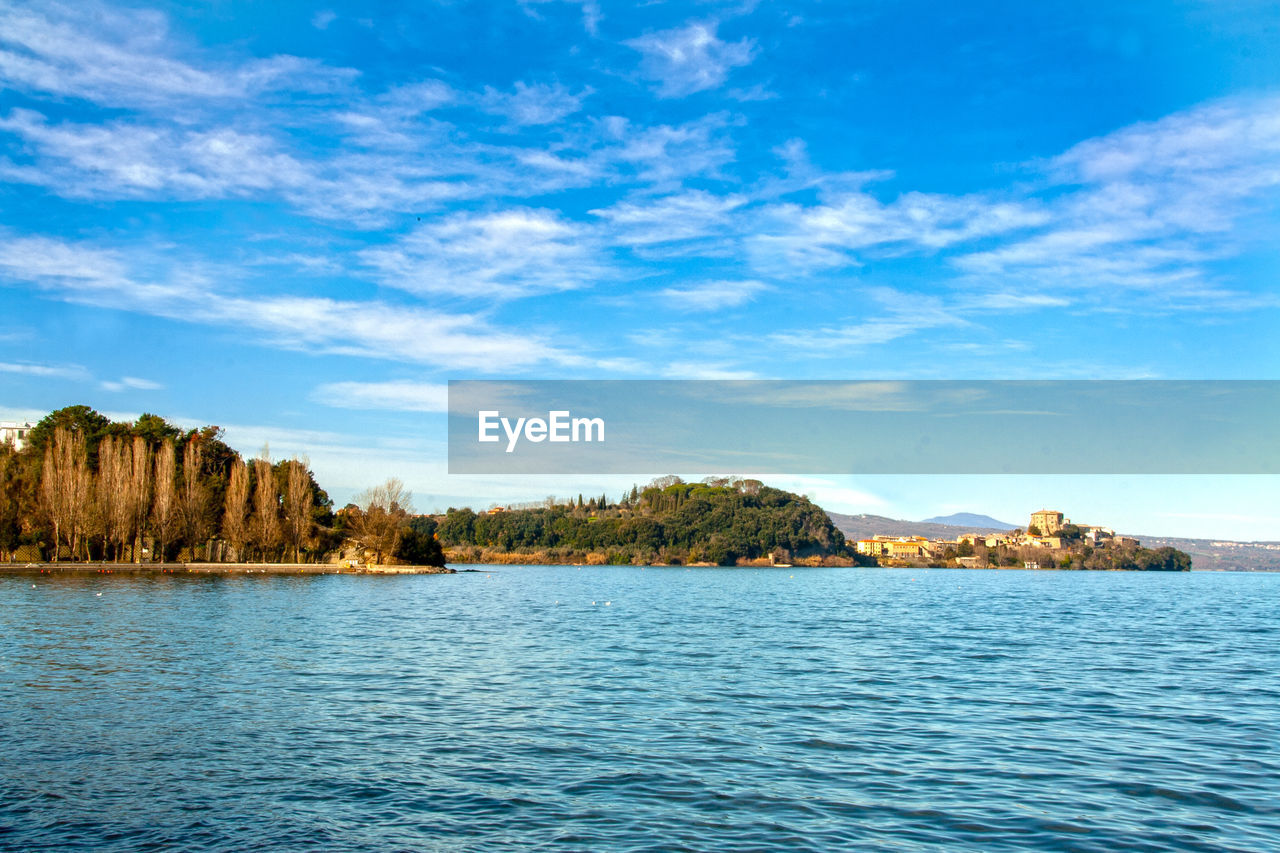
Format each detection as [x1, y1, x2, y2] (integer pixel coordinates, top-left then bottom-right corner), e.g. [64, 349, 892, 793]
[447, 380, 1279, 475]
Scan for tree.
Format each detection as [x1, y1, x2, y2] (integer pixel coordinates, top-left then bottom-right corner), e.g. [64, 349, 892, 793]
[393, 527, 445, 566]
[26, 405, 110, 457]
[152, 439, 177, 563]
[349, 478, 412, 565]
[222, 457, 249, 561]
[0, 445, 23, 561]
[178, 438, 210, 558]
[283, 457, 314, 563]
[128, 436, 151, 563]
[132, 413, 181, 446]
[98, 436, 134, 562]
[249, 455, 280, 561]
[39, 426, 90, 561]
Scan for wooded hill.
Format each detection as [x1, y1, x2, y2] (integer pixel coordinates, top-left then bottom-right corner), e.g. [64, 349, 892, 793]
[423, 476, 868, 566]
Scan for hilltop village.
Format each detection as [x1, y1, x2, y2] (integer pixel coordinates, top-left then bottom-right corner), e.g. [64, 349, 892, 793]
[854, 509, 1179, 570]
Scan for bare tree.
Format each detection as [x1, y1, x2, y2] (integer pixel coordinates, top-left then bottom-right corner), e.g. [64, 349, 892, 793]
[128, 436, 151, 563]
[222, 456, 249, 562]
[98, 436, 133, 562]
[152, 439, 177, 563]
[39, 426, 89, 562]
[249, 455, 280, 561]
[283, 457, 313, 563]
[178, 437, 210, 559]
[350, 478, 412, 565]
[84, 462, 108, 561]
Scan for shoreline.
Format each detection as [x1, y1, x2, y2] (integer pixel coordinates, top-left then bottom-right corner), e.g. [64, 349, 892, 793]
[0, 562, 455, 575]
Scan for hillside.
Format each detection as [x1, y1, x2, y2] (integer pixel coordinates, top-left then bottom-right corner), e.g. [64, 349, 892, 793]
[433, 478, 861, 566]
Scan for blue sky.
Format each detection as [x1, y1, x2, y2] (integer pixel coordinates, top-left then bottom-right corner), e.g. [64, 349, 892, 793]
[1, 0, 1278, 539]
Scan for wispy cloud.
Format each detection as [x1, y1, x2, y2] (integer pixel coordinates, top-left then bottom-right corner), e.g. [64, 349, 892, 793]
[749, 188, 1049, 275]
[627, 21, 756, 98]
[658, 280, 768, 311]
[0, 1, 356, 108]
[0, 106, 737, 227]
[361, 208, 608, 299]
[950, 95, 1280, 300]
[0, 235, 576, 371]
[0, 109, 310, 198]
[772, 287, 967, 352]
[480, 81, 590, 127]
[100, 376, 163, 392]
[0, 360, 90, 381]
[518, 0, 602, 35]
[659, 361, 760, 380]
[591, 190, 748, 256]
[311, 381, 448, 412]
[591, 113, 739, 185]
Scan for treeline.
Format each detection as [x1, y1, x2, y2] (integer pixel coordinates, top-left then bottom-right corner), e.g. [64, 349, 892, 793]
[0, 405, 442, 566]
[1063, 545, 1192, 572]
[940, 541, 1191, 571]
[427, 476, 866, 566]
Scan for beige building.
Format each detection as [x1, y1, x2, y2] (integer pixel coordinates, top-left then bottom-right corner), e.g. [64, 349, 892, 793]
[1030, 509, 1069, 535]
[856, 536, 930, 559]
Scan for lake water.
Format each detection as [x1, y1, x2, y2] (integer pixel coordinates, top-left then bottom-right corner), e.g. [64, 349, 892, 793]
[2, 567, 1278, 851]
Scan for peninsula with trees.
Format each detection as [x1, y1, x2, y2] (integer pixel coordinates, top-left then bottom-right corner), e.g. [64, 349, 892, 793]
[0, 406, 448, 572]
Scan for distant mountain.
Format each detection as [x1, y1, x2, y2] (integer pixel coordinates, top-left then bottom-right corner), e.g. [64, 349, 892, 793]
[920, 512, 1017, 530]
[827, 512, 1014, 542]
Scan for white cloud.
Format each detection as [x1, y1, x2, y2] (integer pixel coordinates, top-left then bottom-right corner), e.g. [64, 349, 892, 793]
[594, 113, 738, 185]
[659, 362, 760, 380]
[0, 2, 356, 108]
[311, 10, 337, 30]
[0, 109, 738, 227]
[967, 292, 1071, 310]
[361, 208, 608, 299]
[0, 109, 310, 198]
[480, 81, 590, 127]
[627, 21, 756, 98]
[0, 360, 90, 380]
[100, 376, 163, 392]
[766, 475, 889, 513]
[0, 109, 493, 226]
[517, 0, 602, 35]
[311, 381, 448, 413]
[749, 189, 1049, 275]
[1051, 95, 1280, 188]
[949, 95, 1280, 299]
[591, 190, 747, 255]
[0, 235, 576, 371]
[658, 280, 768, 312]
[771, 288, 967, 352]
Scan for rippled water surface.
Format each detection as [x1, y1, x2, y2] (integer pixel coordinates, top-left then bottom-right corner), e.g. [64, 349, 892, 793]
[2, 567, 1278, 851]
